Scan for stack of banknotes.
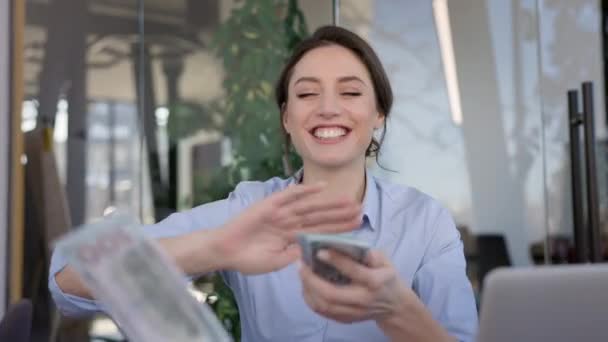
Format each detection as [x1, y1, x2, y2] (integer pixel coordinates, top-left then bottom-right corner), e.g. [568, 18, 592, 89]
[56, 212, 231, 342]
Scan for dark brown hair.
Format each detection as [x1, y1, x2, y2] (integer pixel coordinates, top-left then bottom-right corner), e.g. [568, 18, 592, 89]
[275, 25, 393, 160]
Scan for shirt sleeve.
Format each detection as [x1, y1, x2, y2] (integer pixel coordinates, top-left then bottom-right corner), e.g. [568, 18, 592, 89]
[48, 189, 247, 318]
[412, 207, 479, 342]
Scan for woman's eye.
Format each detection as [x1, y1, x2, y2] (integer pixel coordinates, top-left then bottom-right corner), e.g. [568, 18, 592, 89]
[342, 92, 362, 97]
[297, 93, 317, 98]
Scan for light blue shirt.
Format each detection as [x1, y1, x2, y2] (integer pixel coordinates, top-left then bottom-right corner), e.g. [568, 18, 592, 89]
[49, 171, 478, 341]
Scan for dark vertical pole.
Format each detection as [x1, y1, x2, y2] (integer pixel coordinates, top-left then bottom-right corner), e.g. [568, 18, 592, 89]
[36, 0, 70, 128]
[65, 0, 88, 227]
[136, 0, 145, 221]
[163, 59, 183, 109]
[568, 90, 587, 263]
[332, 0, 339, 26]
[581, 82, 602, 262]
[162, 58, 183, 211]
[133, 43, 166, 221]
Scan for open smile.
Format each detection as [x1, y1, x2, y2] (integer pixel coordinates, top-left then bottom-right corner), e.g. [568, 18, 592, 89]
[309, 125, 352, 144]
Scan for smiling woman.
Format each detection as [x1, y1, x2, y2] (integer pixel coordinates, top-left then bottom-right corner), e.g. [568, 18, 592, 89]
[276, 26, 393, 165]
[281, 45, 384, 172]
[50, 25, 477, 342]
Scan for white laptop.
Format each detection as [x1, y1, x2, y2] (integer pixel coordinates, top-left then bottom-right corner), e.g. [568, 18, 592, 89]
[477, 264, 608, 342]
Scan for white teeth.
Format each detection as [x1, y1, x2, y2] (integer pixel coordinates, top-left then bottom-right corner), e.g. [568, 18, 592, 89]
[313, 127, 347, 139]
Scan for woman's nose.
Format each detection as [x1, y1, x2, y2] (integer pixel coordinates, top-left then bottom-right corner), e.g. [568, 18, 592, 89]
[318, 94, 340, 118]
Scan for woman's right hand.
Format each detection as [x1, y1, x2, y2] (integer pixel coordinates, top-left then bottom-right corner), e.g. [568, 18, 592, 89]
[215, 183, 362, 275]
[55, 183, 360, 300]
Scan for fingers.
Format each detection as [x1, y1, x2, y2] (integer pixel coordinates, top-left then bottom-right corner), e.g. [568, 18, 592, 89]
[364, 249, 390, 268]
[299, 204, 362, 227]
[265, 182, 363, 235]
[271, 182, 326, 206]
[283, 216, 362, 242]
[271, 182, 360, 220]
[267, 244, 302, 272]
[279, 204, 361, 231]
[287, 196, 357, 217]
[271, 195, 362, 237]
[298, 215, 363, 234]
[298, 249, 406, 325]
[317, 250, 392, 291]
[317, 249, 369, 282]
[301, 287, 370, 323]
[299, 263, 373, 308]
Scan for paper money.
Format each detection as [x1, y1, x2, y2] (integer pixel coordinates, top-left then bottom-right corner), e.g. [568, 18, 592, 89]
[298, 233, 370, 285]
[56, 212, 231, 342]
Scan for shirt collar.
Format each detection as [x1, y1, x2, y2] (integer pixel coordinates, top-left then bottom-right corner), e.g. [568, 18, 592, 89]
[291, 169, 379, 231]
[361, 171, 379, 231]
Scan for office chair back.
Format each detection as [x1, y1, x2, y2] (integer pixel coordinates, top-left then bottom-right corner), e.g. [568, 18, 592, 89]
[477, 234, 511, 290]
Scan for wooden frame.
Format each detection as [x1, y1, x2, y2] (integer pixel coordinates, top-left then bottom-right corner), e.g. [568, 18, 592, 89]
[9, 0, 25, 304]
[0, 0, 10, 316]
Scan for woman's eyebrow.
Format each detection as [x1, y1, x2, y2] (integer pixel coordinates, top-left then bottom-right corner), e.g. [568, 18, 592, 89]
[294, 76, 320, 86]
[338, 76, 367, 87]
[293, 75, 368, 87]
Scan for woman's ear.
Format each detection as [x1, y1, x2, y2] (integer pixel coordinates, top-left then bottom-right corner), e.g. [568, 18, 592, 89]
[374, 112, 385, 130]
[281, 102, 291, 134]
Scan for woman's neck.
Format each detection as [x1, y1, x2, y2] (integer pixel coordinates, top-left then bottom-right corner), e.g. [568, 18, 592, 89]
[300, 163, 366, 203]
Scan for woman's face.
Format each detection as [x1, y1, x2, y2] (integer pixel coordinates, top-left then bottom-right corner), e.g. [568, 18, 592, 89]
[283, 45, 384, 170]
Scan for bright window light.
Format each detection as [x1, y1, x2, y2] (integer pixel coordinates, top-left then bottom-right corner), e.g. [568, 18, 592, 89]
[433, 0, 463, 126]
[155, 106, 170, 126]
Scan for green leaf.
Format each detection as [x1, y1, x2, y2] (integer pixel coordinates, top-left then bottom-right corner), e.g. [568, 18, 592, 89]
[243, 31, 259, 39]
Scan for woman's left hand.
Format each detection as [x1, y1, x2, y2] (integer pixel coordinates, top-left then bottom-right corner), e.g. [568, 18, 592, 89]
[298, 248, 413, 324]
[299, 249, 456, 341]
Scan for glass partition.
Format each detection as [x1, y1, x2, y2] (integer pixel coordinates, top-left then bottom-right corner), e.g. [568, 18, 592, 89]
[536, 0, 607, 263]
[23, 0, 333, 339]
[339, 0, 548, 296]
[138, 1, 332, 338]
[22, 0, 147, 339]
[23, 0, 152, 226]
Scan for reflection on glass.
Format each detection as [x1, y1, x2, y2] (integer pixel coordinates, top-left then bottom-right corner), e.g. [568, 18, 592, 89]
[340, 0, 547, 294]
[23, 0, 151, 227]
[137, 0, 331, 218]
[537, 0, 608, 262]
[139, 0, 332, 340]
[22, 0, 148, 339]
